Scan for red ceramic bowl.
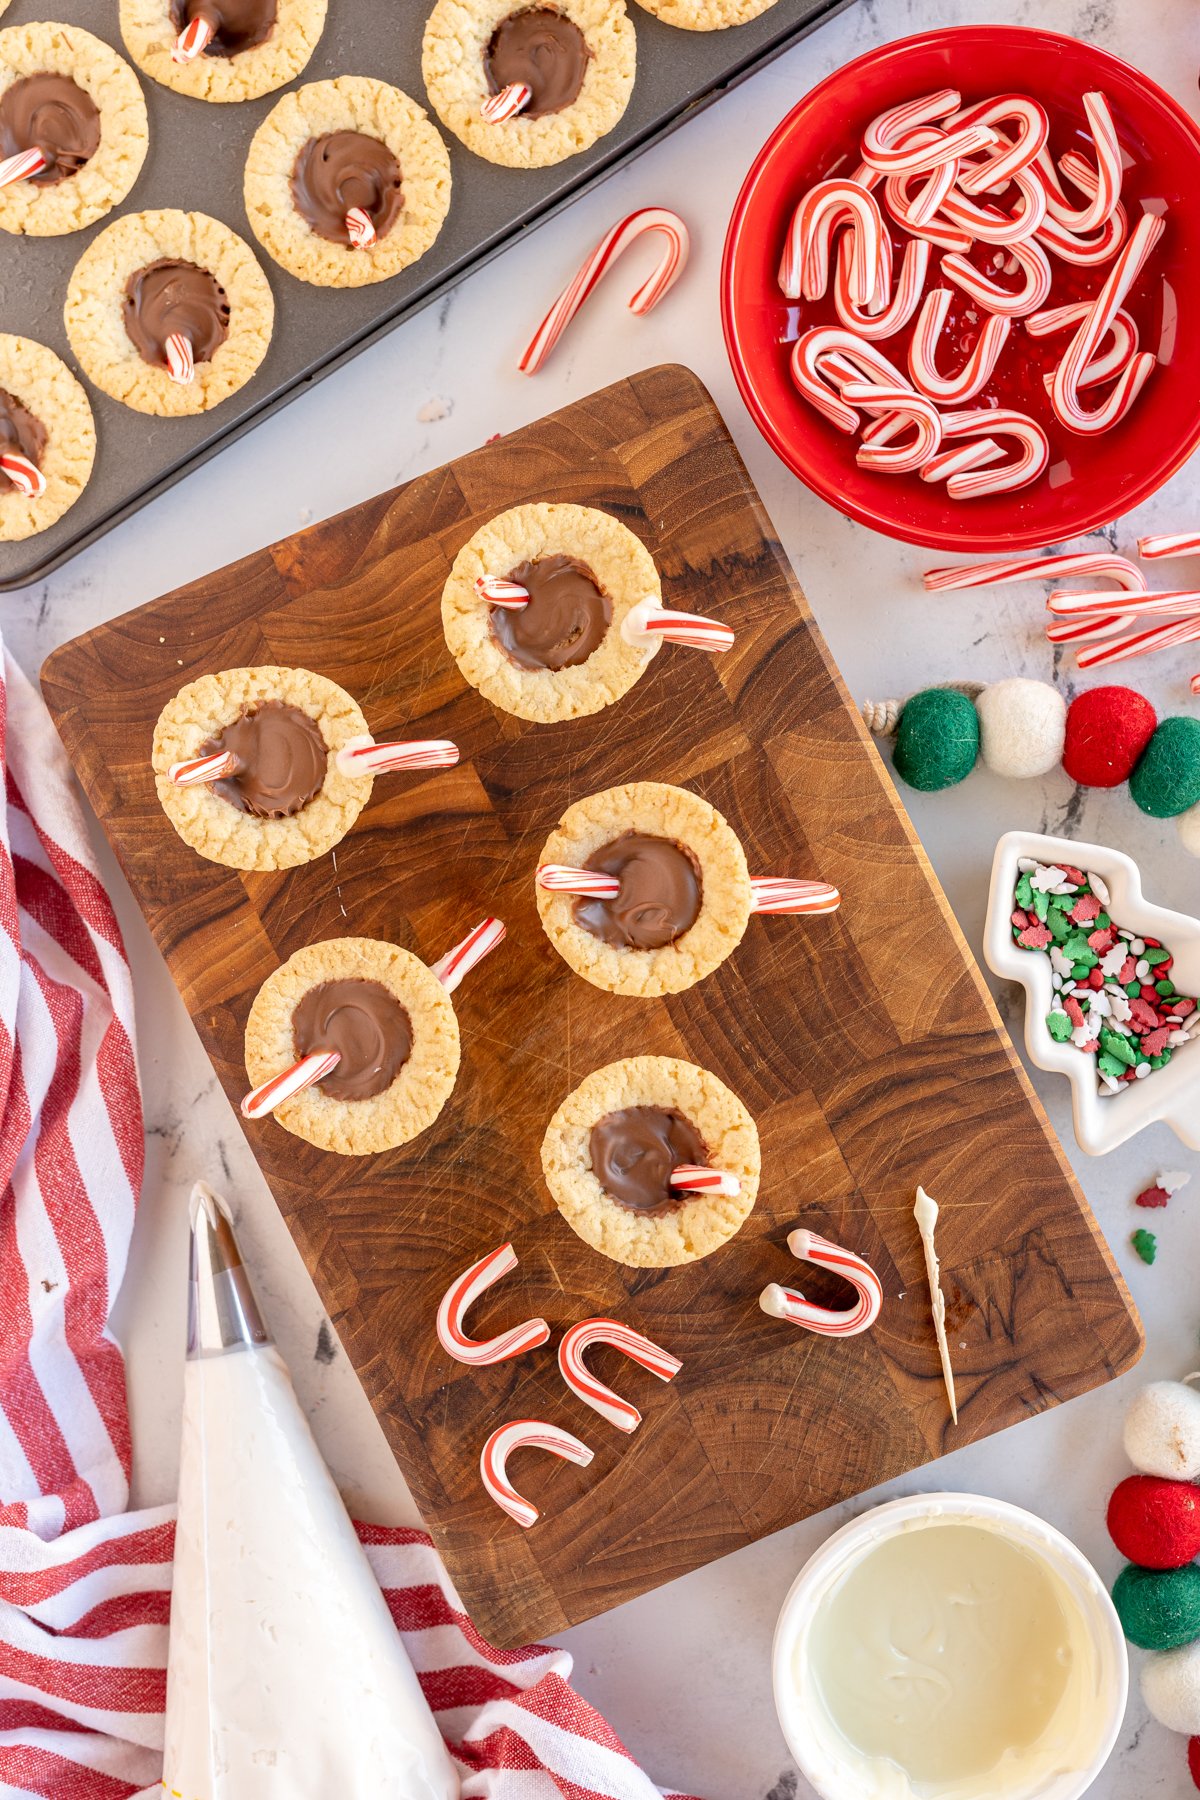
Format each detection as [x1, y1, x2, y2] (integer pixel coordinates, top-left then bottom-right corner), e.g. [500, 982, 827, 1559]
[721, 26, 1200, 552]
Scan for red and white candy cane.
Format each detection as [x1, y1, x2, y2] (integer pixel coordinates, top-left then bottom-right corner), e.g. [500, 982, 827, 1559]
[479, 1419, 593, 1528]
[435, 1243, 550, 1367]
[345, 206, 376, 250]
[750, 878, 841, 915]
[908, 289, 1011, 405]
[883, 163, 974, 253]
[0, 147, 48, 189]
[1036, 203, 1127, 267]
[920, 438, 1005, 485]
[1038, 93, 1122, 234]
[923, 551, 1148, 594]
[835, 235, 929, 340]
[1139, 533, 1200, 561]
[558, 1318, 681, 1433]
[429, 917, 506, 994]
[1054, 343, 1156, 435]
[950, 94, 1049, 193]
[1077, 614, 1200, 670]
[620, 597, 734, 653]
[844, 385, 940, 475]
[172, 13, 214, 61]
[241, 1049, 341, 1121]
[0, 451, 47, 500]
[940, 236, 1053, 316]
[938, 168, 1047, 245]
[168, 749, 238, 787]
[860, 89, 997, 176]
[1029, 302, 1138, 388]
[164, 332, 194, 386]
[335, 737, 460, 775]
[938, 408, 1049, 498]
[670, 1165, 741, 1197]
[759, 1229, 884, 1338]
[519, 207, 688, 375]
[778, 179, 885, 306]
[1045, 612, 1132, 645]
[789, 327, 909, 433]
[537, 864, 620, 898]
[1051, 589, 1200, 619]
[480, 82, 531, 123]
[475, 574, 529, 607]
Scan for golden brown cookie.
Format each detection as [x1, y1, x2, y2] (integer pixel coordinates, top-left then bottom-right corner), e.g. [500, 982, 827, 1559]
[152, 666, 372, 870]
[441, 501, 661, 723]
[245, 937, 461, 1155]
[630, 0, 779, 24]
[243, 77, 452, 288]
[536, 782, 753, 996]
[422, 0, 635, 169]
[0, 23, 149, 237]
[542, 1055, 759, 1265]
[0, 334, 95, 541]
[119, 0, 325, 103]
[63, 208, 274, 416]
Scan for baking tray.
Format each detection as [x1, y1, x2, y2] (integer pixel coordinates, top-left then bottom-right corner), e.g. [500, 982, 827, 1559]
[0, 0, 850, 591]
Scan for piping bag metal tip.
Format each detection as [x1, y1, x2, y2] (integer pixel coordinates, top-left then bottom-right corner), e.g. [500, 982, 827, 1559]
[187, 1181, 271, 1359]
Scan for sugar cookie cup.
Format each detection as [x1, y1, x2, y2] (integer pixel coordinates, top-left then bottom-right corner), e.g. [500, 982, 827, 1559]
[119, 0, 326, 103]
[0, 335, 95, 541]
[630, 0, 780, 24]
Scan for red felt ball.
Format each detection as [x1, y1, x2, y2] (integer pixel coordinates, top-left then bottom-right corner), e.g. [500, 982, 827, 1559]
[1108, 1474, 1200, 1569]
[1190, 1735, 1200, 1790]
[1062, 686, 1158, 788]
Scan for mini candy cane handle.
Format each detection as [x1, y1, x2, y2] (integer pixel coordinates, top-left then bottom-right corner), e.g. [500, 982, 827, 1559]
[481, 82, 531, 122]
[558, 1318, 681, 1433]
[335, 736, 459, 776]
[670, 1165, 741, 1197]
[172, 14, 214, 61]
[519, 207, 689, 375]
[164, 332, 194, 385]
[1077, 615, 1200, 670]
[475, 574, 530, 607]
[908, 289, 1010, 405]
[951, 94, 1049, 193]
[168, 749, 238, 787]
[0, 451, 47, 500]
[1139, 533, 1200, 561]
[241, 1050, 340, 1121]
[0, 147, 48, 188]
[345, 206, 376, 249]
[435, 1243, 550, 1367]
[1044, 612, 1131, 645]
[923, 551, 1147, 593]
[758, 1229, 883, 1337]
[430, 916, 505, 993]
[620, 597, 734, 653]
[537, 864, 620, 898]
[1038, 93, 1122, 234]
[480, 1418, 593, 1528]
[751, 878, 841, 915]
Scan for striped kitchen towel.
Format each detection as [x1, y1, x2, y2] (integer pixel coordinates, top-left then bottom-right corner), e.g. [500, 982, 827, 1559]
[0, 638, 702, 1800]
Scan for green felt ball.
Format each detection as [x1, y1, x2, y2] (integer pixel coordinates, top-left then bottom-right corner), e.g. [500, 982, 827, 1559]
[893, 688, 980, 792]
[1130, 717, 1200, 818]
[1114, 1561, 1200, 1651]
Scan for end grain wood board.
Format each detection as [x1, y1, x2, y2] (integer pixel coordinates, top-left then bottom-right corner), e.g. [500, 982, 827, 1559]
[43, 364, 1142, 1648]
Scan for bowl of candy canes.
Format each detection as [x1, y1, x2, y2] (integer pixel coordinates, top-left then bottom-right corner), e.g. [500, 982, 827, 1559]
[721, 27, 1200, 552]
[984, 831, 1200, 1156]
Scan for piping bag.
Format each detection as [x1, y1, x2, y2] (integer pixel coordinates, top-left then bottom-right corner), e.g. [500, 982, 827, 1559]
[163, 1182, 460, 1799]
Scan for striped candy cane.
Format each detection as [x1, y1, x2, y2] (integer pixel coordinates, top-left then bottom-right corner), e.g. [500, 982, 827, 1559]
[558, 1319, 681, 1433]
[335, 737, 459, 775]
[923, 551, 1148, 593]
[951, 94, 1049, 193]
[240, 1049, 341, 1121]
[790, 327, 910, 433]
[536, 864, 621, 898]
[1037, 93, 1122, 234]
[938, 167, 1047, 244]
[844, 385, 941, 475]
[750, 878, 841, 915]
[480, 1419, 593, 1527]
[860, 90, 997, 176]
[1139, 533, 1200, 561]
[435, 1243, 550, 1367]
[0, 451, 47, 500]
[167, 749, 238, 787]
[620, 597, 734, 653]
[940, 236, 1053, 316]
[938, 408, 1049, 498]
[883, 162, 974, 253]
[1044, 612, 1132, 644]
[1029, 302, 1138, 387]
[1048, 590, 1200, 619]
[759, 1229, 884, 1337]
[1051, 211, 1163, 434]
[345, 206, 376, 249]
[1192, 674, 1200, 697]
[429, 916, 506, 993]
[474, 574, 530, 607]
[908, 289, 1011, 405]
[777, 178, 885, 306]
[172, 14, 215, 62]
[164, 332, 194, 385]
[1036, 203, 1127, 266]
[1077, 614, 1200, 669]
[481, 81, 532, 123]
[519, 207, 689, 375]
[0, 146, 48, 188]
[834, 235, 929, 340]
[670, 1165, 741, 1197]
[921, 438, 1005, 485]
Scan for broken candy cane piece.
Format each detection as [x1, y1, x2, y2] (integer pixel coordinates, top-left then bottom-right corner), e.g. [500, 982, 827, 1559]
[750, 878, 841, 915]
[0, 450, 47, 499]
[429, 917, 506, 993]
[335, 736, 460, 775]
[557, 1317, 681, 1432]
[436, 1243, 550, 1366]
[241, 1050, 341, 1120]
[480, 1418, 593, 1527]
[1139, 533, 1200, 561]
[620, 597, 734, 653]
[519, 207, 689, 375]
[758, 1229, 884, 1337]
[914, 1185, 958, 1424]
[481, 81, 531, 122]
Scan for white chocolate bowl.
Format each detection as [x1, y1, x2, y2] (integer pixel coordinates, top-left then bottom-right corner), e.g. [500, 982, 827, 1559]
[773, 1493, 1127, 1800]
[984, 830, 1200, 1157]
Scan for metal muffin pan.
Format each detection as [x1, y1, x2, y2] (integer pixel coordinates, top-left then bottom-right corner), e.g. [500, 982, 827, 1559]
[0, 0, 849, 591]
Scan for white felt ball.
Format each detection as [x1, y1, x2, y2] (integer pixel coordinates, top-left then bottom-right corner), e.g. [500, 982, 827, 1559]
[1142, 1639, 1200, 1734]
[976, 679, 1067, 779]
[1123, 1380, 1200, 1481]
[1179, 801, 1200, 860]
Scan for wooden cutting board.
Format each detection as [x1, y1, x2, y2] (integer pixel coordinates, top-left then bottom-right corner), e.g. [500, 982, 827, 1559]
[42, 364, 1142, 1648]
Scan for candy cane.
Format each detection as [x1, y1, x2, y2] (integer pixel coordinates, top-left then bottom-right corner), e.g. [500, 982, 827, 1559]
[480, 1419, 593, 1528]
[861, 90, 997, 176]
[536, 864, 620, 897]
[1036, 202, 1127, 267]
[557, 1319, 681, 1433]
[750, 878, 841, 915]
[1050, 589, 1200, 619]
[620, 597, 734, 653]
[759, 1229, 883, 1337]
[939, 167, 1047, 244]
[670, 1165, 741, 1196]
[0, 147, 48, 189]
[923, 551, 1148, 593]
[172, 13, 214, 61]
[168, 749, 238, 786]
[481, 82, 531, 123]
[842, 385, 940, 474]
[789, 327, 908, 432]
[1045, 612, 1132, 644]
[940, 236, 1053, 316]
[241, 1050, 341, 1121]
[164, 333, 194, 385]
[1054, 328, 1158, 435]
[1029, 301, 1138, 387]
[1038, 93, 1122, 234]
[519, 208, 688, 375]
[1139, 533, 1200, 561]
[345, 206, 377, 250]
[1077, 614, 1200, 669]
[908, 289, 1011, 404]
[938, 408, 1049, 498]
[950, 94, 1049, 193]
[435, 1243, 550, 1367]
[429, 918, 505, 993]
[883, 146, 975, 251]
[1047, 212, 1164, 419]
[920, 438, 1005, 485]
[777, 179, 885, 306]
[0, 451, 47, 500]
[834, 235, 929, 339]
[335, 737, 460, 775]
[475, 574, 529, 607]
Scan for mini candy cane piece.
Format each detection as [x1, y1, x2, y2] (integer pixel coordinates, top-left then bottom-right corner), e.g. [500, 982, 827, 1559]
[0, 146, 48, 188]
[951, 94, 1049, 193]
[429, 917, 506, 993]
[1139, 533, 1200, 561]
[519, 207, 688, 375]
[834, 235, 929, 340]
[0, 451, 47, 500]
[480, 1418, 593, 1527]
[168, 749, 239, 787]
[938, 167, 1047, 244]
[558, 1318, 681, 1433]
[481, 81, 532, 122]
[1192, 674, 1200, 697]
[620, 597, 734, 653]
[1051, 212, 1162, 439]
[1039, 93, 1122, 234]
[923, 550, 1148, 593]
[172, 13, 215, 61]
[908, 289, 1011, 405]
[436, 1243, 550, 1367]
[842, 384, 941, 475]
[335, 737, 460, 775]
[883, 162, 974, 253]
[759, 1228, 883, 1337]
[750, 878, 841, 915]
[1076, 614, 1200, 670]
[939, 407, 1049, 498]
[920, 438, 1005, 485]
[860, 89, 997, 176]
[1047, 589, 1200, 619]
[940, 236, 1053, 316]
[345, 206, 377, 249]
[1045, 612, 1132, 645]
[536, 864, 621, 898]
[670, 1165, 741, 1197]
[241, 1049, 341, 1121]
[777, 178, 885, 306]
[164, 332, 194, 386]
[475, 574, 529, 607]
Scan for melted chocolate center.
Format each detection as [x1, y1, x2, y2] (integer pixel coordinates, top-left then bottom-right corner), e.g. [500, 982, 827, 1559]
[124, 259, 230, 369]
[0, 388, 47, 495]
[291, 131, 403, 245]
[292, 978, 412, 1102]
[168, 0, 277, 58]
[489, 554, 611, 671]
[201, 700, 328, 818]
[0, 74, 101, 185]
[483, 7, 590, 118]
[589, 1106, 709, 1215]
[575, 833, 702, 951]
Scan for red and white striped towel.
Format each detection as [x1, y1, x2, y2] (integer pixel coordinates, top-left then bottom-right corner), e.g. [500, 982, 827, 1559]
[0, 640, 703, 1800]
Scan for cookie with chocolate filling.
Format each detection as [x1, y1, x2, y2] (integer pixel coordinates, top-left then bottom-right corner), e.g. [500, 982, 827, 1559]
[537, 781, 753, 995]
[441, 501, 662, 723]
[422, 0, 635, 169]
[629, 0, 779, 24]
[244, 77, 451, 288]
[542, 1056, 759, 1265]
[119, 0, 325, 103]
[0, 334, 95, 541]
[152, 665, 373, 869]
[245, 937, 460, 1155]
[64, 208, 273, 416]
[0, 23, 148, 237]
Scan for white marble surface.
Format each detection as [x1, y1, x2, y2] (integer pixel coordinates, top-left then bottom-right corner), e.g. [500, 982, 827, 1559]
[8, 1, 1200, 1795]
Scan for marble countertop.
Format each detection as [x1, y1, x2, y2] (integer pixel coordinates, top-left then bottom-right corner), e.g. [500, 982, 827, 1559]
[8, 1, 1200, 1794]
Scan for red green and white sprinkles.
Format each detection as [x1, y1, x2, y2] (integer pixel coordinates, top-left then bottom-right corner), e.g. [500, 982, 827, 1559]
[1011, 857, 1196, 1095]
